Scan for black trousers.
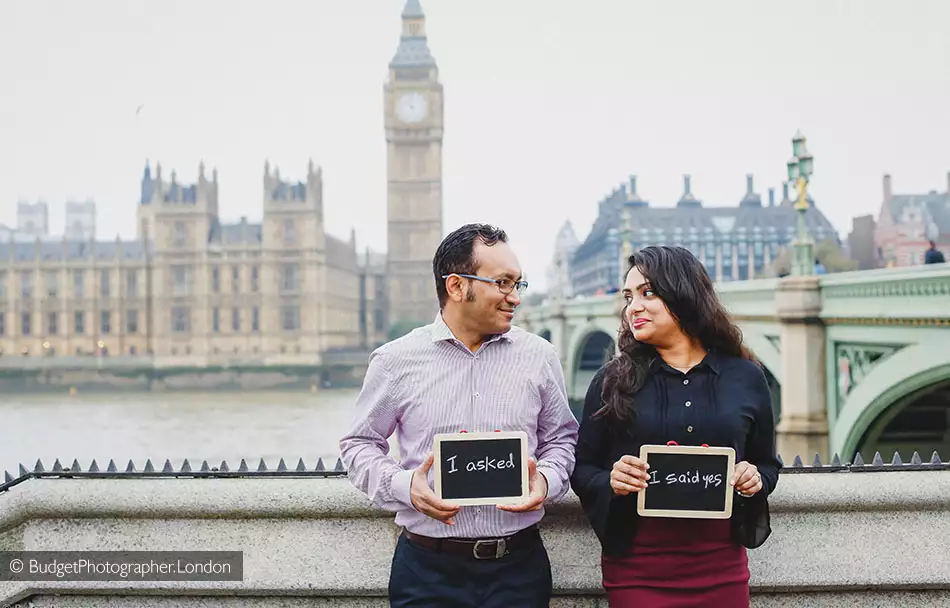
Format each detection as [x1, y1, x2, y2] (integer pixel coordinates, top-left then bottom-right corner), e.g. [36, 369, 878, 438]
[388, 532, 553, 608]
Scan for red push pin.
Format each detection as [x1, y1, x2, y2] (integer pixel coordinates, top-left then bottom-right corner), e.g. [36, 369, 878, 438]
[666, 440, 679, 447]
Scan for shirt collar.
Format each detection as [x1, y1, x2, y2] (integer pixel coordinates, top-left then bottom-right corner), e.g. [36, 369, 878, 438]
[650, 349, 721, 375]
[429, 312, 513, 345]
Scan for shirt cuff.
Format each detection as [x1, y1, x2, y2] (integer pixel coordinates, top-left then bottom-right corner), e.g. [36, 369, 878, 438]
[391, 468, 416, 511]
[537, 464, 563, 502]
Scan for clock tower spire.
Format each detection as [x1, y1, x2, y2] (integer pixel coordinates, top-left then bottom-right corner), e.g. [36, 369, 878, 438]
[384, 0, 444, 334]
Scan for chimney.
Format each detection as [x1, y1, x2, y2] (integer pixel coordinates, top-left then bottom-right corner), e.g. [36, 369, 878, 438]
[781, 182, 790, 204]
[883, 174, 893, 203]
[629, 175, 637, 196]
[946, 171, 949, 195]
[684, 174, 692, 196]
[746, 174, 754, 195]
[768, 187, 775, 207]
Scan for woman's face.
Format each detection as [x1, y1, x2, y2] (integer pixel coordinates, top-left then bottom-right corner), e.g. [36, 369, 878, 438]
[622, 266, 682, 347]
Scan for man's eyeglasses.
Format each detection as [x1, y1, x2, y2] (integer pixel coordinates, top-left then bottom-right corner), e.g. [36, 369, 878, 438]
[442, 274, 529, 295]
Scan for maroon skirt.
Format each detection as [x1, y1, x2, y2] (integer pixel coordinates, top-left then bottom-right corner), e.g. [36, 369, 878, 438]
[600, 517, 750, 608]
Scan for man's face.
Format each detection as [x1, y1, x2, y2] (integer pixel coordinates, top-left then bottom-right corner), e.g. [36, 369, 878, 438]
[462, 240, 523, 335]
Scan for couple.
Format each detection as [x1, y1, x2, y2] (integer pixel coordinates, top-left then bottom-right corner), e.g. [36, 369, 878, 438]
[340, 223, 781, 607]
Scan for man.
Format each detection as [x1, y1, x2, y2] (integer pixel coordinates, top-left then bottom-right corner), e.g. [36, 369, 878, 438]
[340, 223, 578, 607]
[924, 240, 946, 265]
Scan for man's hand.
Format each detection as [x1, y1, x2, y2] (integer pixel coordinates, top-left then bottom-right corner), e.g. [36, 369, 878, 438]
[496, 457, 548, 513]
[731, 460, 762, 497]
[410, 453, 461, 525]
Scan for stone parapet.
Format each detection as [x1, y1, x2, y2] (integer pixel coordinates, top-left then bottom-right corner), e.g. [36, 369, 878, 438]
[1, 470, 949, 607]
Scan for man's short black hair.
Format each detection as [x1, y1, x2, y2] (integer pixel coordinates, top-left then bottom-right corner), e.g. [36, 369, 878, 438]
[432, 223, 508, 309]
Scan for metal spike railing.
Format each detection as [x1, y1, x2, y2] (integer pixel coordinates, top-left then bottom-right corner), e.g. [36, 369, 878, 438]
[0, 456, 350, 493]
[1, 451, 947, 493]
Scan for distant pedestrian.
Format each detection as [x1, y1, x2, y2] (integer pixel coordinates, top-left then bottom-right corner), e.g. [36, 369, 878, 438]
[924, 240, 946, 265]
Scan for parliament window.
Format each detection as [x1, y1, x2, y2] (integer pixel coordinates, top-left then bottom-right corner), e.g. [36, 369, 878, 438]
[172, 307, 190, 333]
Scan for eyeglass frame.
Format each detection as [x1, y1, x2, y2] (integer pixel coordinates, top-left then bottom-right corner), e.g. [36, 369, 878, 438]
[441, 273, 528, 295]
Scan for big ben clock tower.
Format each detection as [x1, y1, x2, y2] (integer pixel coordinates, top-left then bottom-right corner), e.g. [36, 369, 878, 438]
[384, 0, 444, 331]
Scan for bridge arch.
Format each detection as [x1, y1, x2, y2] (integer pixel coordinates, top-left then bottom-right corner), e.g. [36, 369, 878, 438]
[835, 340, 950, 460]
[565, 322, 618, 400]
[738, 329, 782, 384]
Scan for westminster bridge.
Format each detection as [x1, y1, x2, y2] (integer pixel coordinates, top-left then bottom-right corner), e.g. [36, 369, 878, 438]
[515, 263, 950, 463]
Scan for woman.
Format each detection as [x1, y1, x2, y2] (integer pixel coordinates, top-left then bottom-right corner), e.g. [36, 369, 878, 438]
[570, 245, 781, 607]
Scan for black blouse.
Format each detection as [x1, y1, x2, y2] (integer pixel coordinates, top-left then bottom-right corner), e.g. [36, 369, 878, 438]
[569, 351, 781, 557]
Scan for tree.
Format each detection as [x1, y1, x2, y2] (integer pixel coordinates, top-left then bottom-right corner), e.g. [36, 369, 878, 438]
[765, 238, 858, 277]
[388, 319, 427, 341]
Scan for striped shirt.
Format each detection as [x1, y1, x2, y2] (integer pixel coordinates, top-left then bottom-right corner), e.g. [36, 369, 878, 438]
[339, 312, 579, 539]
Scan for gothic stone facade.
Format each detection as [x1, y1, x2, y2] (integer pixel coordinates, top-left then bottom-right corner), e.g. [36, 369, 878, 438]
[0, 161, 363, 363]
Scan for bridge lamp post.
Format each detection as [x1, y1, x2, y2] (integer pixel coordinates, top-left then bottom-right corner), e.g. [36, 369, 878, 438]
[786, 131, 815, 276]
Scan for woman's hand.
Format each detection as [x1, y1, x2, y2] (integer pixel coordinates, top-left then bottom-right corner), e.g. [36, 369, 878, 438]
[610, 455, 650, 496]
[731, 461, 762, 497]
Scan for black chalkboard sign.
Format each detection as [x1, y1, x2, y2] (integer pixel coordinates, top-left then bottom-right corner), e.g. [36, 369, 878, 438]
[432, 431, 529, 506]
[636, 444, 736, 519]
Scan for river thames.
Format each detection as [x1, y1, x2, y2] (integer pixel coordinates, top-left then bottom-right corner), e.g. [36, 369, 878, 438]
[1, 390, 368, 477]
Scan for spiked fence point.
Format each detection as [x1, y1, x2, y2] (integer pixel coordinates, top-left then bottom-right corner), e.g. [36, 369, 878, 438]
[257, 459, 268, 472]
[88, 459, 100, 473]
[143, 459, 155, 473]
[295, 458, 307, 472]
[910, 451, 922, 465]
[219, 460, 230, 473]
[277, 458, 288, 472]
[238, 459, 249, 472]
[853, 452, 865, 467]
[792, 455, 804, 468]
[3, 471, 12, 483]
[831, 453, 842, 467]
[180, 459, 192, 473]
[107, 459, 118, 473]
[162, 460, 174, 474]
[812, 453, 822, 467]
[872, 452, 884, 467]
[19, 464, 29, 477]
[334, 458, 345, 472]
[126, 460, 137, 473]
[931, 451, 942, 465]
[315, 458, 326, 472]
[70, 459, 82, 472]
[777, 454, 784, 467]
[200, 461, 211, 472]
[34, 459, 45, 473]
[52, 459, 64, 473]
[891, 452, 903, 466]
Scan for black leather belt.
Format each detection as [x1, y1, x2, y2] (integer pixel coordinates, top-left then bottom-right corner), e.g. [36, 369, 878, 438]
[403, 525, 540, 560]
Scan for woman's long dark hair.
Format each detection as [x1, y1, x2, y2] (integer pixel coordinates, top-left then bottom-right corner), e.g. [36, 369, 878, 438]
[594, 245, 752, 427]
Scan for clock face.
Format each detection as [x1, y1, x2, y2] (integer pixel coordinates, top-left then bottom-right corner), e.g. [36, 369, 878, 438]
[396, 92, 428, 123]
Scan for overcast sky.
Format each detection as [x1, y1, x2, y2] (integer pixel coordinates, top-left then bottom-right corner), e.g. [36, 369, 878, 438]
[2, 0, 949, 291]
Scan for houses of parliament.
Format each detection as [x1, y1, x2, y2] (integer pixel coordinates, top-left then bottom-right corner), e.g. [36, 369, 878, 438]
[0, 0, 443, 364]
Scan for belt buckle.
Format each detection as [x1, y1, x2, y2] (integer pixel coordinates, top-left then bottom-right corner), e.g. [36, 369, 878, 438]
[472, 538, 506, 560]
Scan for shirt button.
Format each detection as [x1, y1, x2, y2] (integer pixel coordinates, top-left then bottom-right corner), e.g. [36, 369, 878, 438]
[683, 379, 690, 385]
[685, 401, 692, 407]
[475, 392, 480, 398]
[687, 425, 694, 432]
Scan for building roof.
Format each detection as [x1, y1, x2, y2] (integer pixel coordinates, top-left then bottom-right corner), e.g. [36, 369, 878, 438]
[883, 191, 950, 240]
[572, 175, 838, 264]
[390, 0, 436, 68]
[0, 239, 149, 262]
[209, 220, 263, 246]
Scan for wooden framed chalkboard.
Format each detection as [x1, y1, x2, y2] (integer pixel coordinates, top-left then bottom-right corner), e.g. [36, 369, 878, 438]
[636, 444, 736, 519]
[432, 431, 529, 506]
